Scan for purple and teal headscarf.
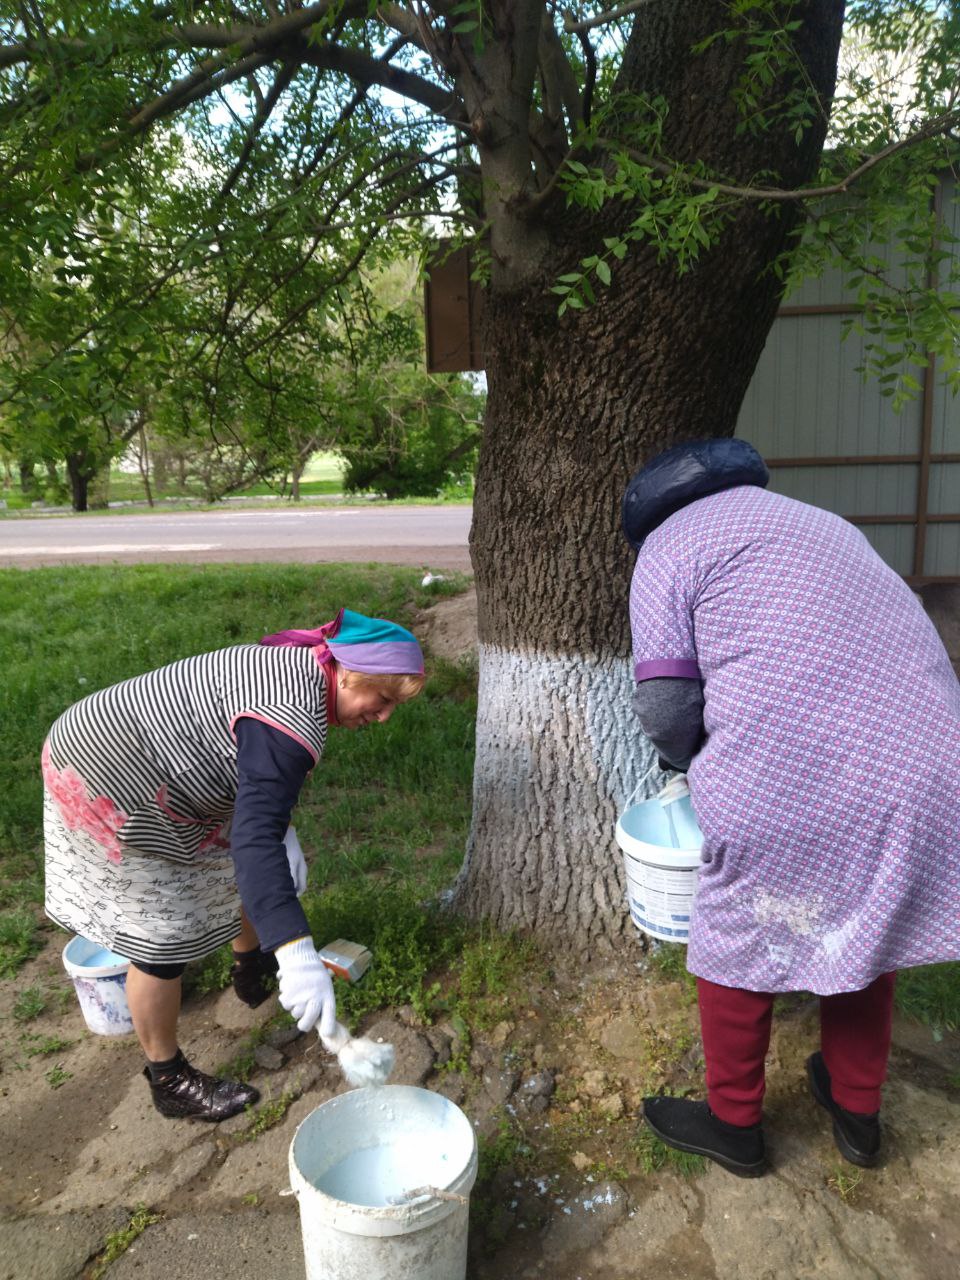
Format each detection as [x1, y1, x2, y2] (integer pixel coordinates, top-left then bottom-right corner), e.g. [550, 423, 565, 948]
[260, 608, 424, 676]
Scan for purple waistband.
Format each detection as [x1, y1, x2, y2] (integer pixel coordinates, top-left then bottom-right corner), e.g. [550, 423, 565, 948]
[634, 657, 702, 682]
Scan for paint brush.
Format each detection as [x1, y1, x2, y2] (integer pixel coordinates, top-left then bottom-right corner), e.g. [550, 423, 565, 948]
[319, 1021, 395, 1087]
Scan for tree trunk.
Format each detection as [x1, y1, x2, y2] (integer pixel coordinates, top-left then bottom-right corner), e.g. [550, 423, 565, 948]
[18, 458, 36, 495]
[451, 0, 844, 947]
[138, 425, 154, 507]
[66, 453, 94, 512]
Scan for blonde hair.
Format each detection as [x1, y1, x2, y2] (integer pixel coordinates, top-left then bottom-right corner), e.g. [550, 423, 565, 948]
[338, 666, 425, 703]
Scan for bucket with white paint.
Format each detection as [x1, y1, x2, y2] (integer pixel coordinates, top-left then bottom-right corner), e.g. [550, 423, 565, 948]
[616, 774, 703, 943]
[288, 1085, 478, 1280]
[62, 935, 133, 1036]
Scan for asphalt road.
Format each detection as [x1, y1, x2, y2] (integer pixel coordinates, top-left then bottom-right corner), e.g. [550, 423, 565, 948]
[0, 504, 473, 571]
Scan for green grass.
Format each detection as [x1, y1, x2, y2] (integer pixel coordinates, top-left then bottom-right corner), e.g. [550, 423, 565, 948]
[12, 985, 47, 1021]
[44, 1063, 72, 1088]
[0, 908, 42, 976]
[1, 452, 476, 511]
[238, 1086, 300, 1141]
[647, 941, 698, 1003]
[21, 1032, 74, 1056]
[894, 963, 960, 1034]
[633, 1124, 707, 1176]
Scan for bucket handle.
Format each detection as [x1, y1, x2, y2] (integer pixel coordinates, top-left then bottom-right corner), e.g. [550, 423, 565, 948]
[623, 760, 663, 811]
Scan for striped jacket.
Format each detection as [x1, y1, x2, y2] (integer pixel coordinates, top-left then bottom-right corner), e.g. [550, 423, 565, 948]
[44, 644, 328, 864]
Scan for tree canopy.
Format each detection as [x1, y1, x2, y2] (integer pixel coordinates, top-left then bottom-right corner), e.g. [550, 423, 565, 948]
[2, 2, 957, 459]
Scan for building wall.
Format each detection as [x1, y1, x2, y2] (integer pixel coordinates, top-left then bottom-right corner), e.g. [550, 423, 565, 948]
[736, 176, 959, 583]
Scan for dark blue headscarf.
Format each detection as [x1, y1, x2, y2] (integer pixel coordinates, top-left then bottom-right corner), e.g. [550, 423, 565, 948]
[622, 439, 769, 551]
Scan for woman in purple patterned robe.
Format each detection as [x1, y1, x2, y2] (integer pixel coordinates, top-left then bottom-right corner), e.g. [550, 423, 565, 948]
[623, 439, 960, 1178]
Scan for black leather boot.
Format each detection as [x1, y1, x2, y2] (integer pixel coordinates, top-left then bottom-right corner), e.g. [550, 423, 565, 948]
[643, 1096, 767, 1177]
[807, 1051, 881, 1167]
[230, 945, 279, 1008]
[144, 1056, 260, 1121]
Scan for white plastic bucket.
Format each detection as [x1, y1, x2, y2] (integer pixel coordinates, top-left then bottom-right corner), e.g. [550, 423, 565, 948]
[288, 1085, 478, 1280]
[62, 935, 133, 1036]
[616, 786, 703, 943]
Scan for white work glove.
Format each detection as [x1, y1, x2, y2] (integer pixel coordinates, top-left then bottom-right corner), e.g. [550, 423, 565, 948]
[282, 825, 308, 896]
[275, 937, 337, 1035]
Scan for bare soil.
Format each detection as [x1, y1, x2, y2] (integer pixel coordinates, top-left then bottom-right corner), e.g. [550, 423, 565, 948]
[414, 585, 479, 662]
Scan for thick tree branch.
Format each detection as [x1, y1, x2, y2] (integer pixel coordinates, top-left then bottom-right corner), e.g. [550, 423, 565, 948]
[563, 0, 663, 35]
[539, 13, 583, 135]
[294, 38, 461, 122]
[0, 1, 353, 68]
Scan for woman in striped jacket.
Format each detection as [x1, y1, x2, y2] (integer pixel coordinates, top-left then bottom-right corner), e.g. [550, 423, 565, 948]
[43, 609, 424, 1122]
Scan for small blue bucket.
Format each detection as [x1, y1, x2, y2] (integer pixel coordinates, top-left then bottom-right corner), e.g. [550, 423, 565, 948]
[616, 784, 704, 943]
[62, 936, 133, 1036]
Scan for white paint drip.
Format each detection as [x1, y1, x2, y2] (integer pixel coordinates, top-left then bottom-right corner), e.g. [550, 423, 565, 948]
[753, 890, 826, 938]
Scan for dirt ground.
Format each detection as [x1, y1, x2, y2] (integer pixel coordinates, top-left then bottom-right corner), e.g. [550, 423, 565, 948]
[414, 584, 479, 662]
[2, 588, 959, 1280]
[2, 937, 959, 1280]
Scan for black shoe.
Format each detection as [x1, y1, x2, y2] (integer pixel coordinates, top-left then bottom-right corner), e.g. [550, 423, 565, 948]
[642, 1096, 767, 1178]
[231, 945, 279, 1008]
[806, 1052, 881, 1167]
[144, 1060, 260, 1122]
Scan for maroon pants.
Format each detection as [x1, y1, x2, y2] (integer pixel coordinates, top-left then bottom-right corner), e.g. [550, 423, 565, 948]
[697, 972, 896, 1126]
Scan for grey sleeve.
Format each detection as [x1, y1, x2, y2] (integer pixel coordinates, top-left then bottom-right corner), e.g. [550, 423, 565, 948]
[632, 676, 705, 772]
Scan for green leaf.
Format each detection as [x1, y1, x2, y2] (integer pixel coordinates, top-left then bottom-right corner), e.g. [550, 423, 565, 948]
[595, 259, 612, 286]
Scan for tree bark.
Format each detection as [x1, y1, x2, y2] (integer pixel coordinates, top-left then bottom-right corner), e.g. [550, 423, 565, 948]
[451, 0, 845, 947]
[66, 453, 95, 512]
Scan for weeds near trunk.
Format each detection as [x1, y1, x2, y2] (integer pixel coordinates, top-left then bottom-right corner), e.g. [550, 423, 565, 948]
[12, 984, 46, 1021]
[239, 1087, 299, 1141]
[633, 1125, 707, 1176]
[90, 1204, 162, 1279]
[21, 1032, 74, 1057]
[44, 1063, 72, 1088]
[894, 963, 960, 1035]
[827, 1165, 863, 1203]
